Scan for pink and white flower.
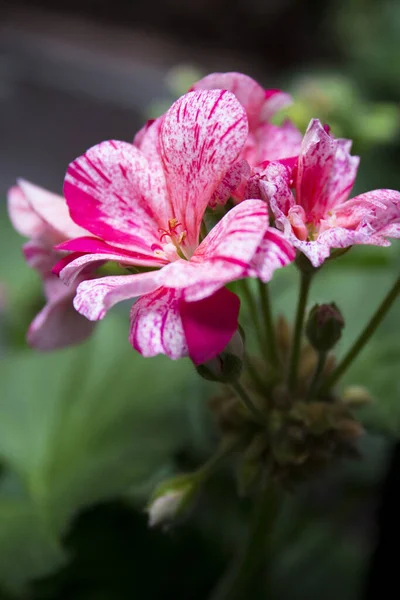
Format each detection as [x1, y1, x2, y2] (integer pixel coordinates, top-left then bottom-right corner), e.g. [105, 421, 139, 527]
[7, 180, 96, 349]
[55, 90, 295, 364]
[191, 71, 302, 203]
[260, 119, 400, 267]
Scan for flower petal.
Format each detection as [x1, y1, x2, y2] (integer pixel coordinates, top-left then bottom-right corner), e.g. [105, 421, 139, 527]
[180, 287, 240, 365]
[259, 161, 296, 217]
[56, 236, 167, 267]
[64, 140, 170, 255]
[73, 272, 161, 321]
[247, 227, 296, 282]
[16, 180, 87, 239]
[332, 189, 400, 243]
[192, 72, 291, 130]
[249, 121, 302, 165]
[296, 119, 359, 220]
[27, 276, 95, 350]
[130, 287, 188, 360]
[160, 90, 248, 250]
[8, 185, 49, 239]
[157, 200, 269, 302]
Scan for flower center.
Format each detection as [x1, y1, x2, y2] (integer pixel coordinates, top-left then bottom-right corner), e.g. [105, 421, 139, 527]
[154, 218, 188, 261]
[288, 206, 320, 241]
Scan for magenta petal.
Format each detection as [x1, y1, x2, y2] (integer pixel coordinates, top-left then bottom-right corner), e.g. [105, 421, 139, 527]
[180, 287, 240, 365]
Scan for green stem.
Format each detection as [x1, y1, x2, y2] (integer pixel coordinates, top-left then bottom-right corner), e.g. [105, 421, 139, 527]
[287, 270, 313, 392]
[244, 352, 266, 394]
[230, 381, 265, 424]
[195, 440, 238, 483]
[307, 351, 327, 401]
[258, 281, 280, 370]
[209, 482, 280, 600]
[320, 275, 400, 394]
[240, 280, 264, 355]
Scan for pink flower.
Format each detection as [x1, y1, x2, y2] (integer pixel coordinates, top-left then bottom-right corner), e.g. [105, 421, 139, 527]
[191, 72, 302, 204]
[55, 90, 295, 364]
[7, 180, 96, 349]
[259, 119, 400, 267]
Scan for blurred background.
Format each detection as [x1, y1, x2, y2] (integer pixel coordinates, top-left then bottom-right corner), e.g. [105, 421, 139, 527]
[0, 0, 400, 598]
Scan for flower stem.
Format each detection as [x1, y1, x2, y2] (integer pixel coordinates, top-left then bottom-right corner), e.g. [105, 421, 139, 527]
[319, 275, 400, 394]
[195, 440, 239, 483]
[258, 281, 280, 370]
[287, 270, 313, 392]
[230, 381, 265, 424]
[209, 481, 280, 600]
[307, 351, 327, 401]
[244, 352, 266, 394]
[240, 280, 264, 355]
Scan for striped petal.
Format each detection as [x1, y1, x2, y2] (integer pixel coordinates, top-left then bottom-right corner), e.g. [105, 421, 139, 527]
[73, 272, 162, 321]
[160, 90, 248, 251]
[130, 287, 188, 360]
[64, 140, 170, 255]
[192, 72, 291, 130]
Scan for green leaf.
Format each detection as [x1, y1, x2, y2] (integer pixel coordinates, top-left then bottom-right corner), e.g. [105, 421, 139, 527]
[0, 314, 205, 588]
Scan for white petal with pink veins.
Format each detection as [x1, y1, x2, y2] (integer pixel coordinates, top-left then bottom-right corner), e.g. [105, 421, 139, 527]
[64, 140, 170, 255]
[17, 179, 87, 239]
[160, 90, 248, 252]
[130, 287, 188, 360]
[73, 272, 162, 321]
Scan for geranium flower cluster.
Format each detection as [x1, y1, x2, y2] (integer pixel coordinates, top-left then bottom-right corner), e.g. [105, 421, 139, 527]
[8, 72, 400, 365]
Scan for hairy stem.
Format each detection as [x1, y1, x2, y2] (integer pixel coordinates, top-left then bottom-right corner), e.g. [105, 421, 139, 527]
[320, 275, 400, 394]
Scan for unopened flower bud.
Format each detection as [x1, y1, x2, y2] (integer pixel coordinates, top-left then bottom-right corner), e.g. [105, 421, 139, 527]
[306, 303, 344, 352]
[342, 385, 373, 408]
[147, 475, 198, 529]
[196, 329, 244, 383]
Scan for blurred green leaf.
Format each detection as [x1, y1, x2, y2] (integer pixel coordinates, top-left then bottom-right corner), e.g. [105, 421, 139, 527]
[0, 314, 205, 589]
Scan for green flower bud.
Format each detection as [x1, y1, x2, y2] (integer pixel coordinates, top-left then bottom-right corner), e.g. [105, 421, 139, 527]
[196, 330, 244, 383]
[306, 303, 345, 352]
[147, 474, 198, 529]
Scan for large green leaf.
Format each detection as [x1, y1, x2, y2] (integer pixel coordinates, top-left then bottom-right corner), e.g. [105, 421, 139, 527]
[0, 314, 204, 590]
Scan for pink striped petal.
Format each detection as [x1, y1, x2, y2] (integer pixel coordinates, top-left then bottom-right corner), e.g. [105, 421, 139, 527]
[180, 287, 240, 365]
[56, 236, 166, 267]
[247, 227, 296, 281]
[8, 185, 49, 239]
[260, 89, 293, 122]
[64, 140, 170, 255]
[246, 121, 302, 166]
[130, 287, 188, 360]
[17, 180, 86, 240]
[73, 272, 161, 321]
[160, 199, 269, 301]
[192, 72, 291, 131]
[296, 119, 359, 220]
[259, 161, 296, 217]
[27, 275, 95, 350]
[160, 90, 248, 251]
[209, 160, 250, 207]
